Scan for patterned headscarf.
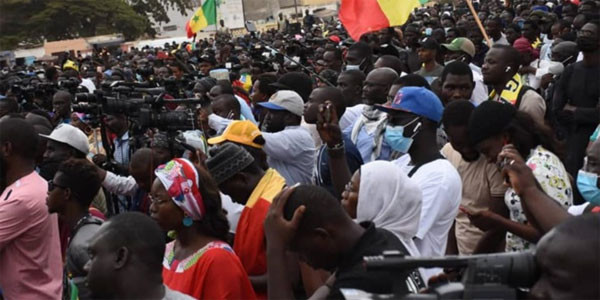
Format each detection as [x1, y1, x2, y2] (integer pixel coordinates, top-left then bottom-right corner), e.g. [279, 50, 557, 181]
[155, 158, 205, 220]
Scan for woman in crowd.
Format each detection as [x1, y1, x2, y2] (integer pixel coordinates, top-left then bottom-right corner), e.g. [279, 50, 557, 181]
[150, 158, 256, 299]
[467, 101, 572, 252]
[341, 160, 425, 290]
[341, 160, 422, 256]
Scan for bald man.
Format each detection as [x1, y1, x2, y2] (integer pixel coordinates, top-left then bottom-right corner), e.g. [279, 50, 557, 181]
[343, 68, 398, 162]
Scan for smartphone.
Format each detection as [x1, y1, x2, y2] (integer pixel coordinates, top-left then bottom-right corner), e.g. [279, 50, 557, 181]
[324, 103, 332, 123]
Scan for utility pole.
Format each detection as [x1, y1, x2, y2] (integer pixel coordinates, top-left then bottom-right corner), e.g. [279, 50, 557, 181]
[294, 0, 299, 21]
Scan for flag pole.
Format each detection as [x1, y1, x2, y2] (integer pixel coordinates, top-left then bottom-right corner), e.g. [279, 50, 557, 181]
[465, 0, 492, 47]
[215, 0, 218, 32]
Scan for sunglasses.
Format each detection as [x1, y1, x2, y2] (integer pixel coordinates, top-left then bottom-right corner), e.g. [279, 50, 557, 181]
[48, 180, 68, 192]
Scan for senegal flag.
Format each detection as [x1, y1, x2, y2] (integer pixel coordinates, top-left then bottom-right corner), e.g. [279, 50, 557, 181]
[185, 0, 217, 38]
[340, 0, 424, 41]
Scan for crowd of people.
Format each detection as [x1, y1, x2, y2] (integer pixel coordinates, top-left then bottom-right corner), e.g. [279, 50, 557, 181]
[0, 0, 599, 299]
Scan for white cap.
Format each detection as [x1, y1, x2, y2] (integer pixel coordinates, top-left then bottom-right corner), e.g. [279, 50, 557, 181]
[258, 90, 304, 117]
[40, 124, 89, 155]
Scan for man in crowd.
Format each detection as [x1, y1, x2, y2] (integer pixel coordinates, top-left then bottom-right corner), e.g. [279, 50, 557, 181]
[415, 38, 444, 84]
[442, 101, 507, 255]
[440, 62, 477, 106]
[209, 90, 315, 185]
[46, 158, 104, 299]
[442, 38, 488, 105]
[323, 49, 343, 73]
[85, 212, 194, 299]
[483, 44, 547, 125]
[255, 90, 315, 185]
[403, 24, 423, 73]
[553, 21, 600, 184]
[0, 117, 62, 299]
[250, 74, 278, 105]
[344, 68, 397, 163]
[206, 143, 285, 296]
[485, 16, 509, 45]
[41, 123, 107, 215]
[378, 87, 462, 260]
[344, 42, 374, 74]
[304, 86, 364, 197]
[103, 112, 131, 169]
[337, 70, 366, 129]
[52, 90, 73, 125]
[265, 185, 413, 299]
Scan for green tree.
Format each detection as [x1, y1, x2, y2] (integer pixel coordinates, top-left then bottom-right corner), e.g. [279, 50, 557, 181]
[0, 0, 195, 50]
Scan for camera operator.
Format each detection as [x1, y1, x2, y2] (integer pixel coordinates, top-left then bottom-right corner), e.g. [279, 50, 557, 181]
[51, 90, 73, 125]
[62, 62, 96, 94]
[94, 112, 130, 170]
[97, 147, 170, 213]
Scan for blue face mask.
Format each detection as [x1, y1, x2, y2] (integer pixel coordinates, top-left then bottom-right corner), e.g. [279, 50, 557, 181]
[577, 169, 600, 205]
[384, 117, 421, 153]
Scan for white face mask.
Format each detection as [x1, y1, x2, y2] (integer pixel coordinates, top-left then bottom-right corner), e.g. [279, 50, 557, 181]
[345, 64, 361, 71]
[344, 57, 366, 71]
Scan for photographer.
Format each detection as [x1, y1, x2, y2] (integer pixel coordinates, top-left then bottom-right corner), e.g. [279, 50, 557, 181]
[52, 90, 73, 125]
[97, 147, 170, 213]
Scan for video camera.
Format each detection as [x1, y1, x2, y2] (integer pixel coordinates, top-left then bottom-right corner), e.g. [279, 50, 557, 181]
[352, 251, 538, 300]
[72, 88, 207, 132]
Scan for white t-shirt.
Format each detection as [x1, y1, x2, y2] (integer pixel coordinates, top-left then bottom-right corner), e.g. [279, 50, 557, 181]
[393, 156, 462, 257]
[80, 78, 96, 93]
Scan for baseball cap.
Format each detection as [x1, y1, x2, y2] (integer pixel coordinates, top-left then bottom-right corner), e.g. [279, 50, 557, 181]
[40, 124, 89, 155]
[375, 87, 444, 123]
[258, 90, 304, 117]
[63, 60, 79, 72]
[207, 120, 263, 149]
[442, 38, 476, 58]
[418, 37, 439, 50]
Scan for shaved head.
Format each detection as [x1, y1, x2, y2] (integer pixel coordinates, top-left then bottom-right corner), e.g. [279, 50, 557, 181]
[363, 67, 399, 105]
[368, 67, 399, 84]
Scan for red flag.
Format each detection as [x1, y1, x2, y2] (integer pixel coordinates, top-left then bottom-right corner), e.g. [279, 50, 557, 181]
[339, 0, 421, 41]
[185, 20, 194, 38]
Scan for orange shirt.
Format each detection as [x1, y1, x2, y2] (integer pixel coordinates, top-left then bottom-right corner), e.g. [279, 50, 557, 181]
[163, 240, 256, 300]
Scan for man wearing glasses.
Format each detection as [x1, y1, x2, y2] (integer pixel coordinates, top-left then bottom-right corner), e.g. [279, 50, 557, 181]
[46, 158, 104, 299]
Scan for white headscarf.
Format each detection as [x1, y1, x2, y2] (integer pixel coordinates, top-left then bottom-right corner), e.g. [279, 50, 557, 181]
[357, 160, 423, 256]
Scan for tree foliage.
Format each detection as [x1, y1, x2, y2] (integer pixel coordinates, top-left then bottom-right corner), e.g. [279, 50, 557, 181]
[0, 0, 195, 50]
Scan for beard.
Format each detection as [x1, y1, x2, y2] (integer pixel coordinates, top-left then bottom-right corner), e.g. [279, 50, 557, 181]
[38, 160, 61, 181]
[577, 37, 599, 53]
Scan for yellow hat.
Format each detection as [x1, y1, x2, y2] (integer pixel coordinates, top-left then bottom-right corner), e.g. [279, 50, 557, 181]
[207, 120, 263, 149]
[63, 60, 79, 72]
